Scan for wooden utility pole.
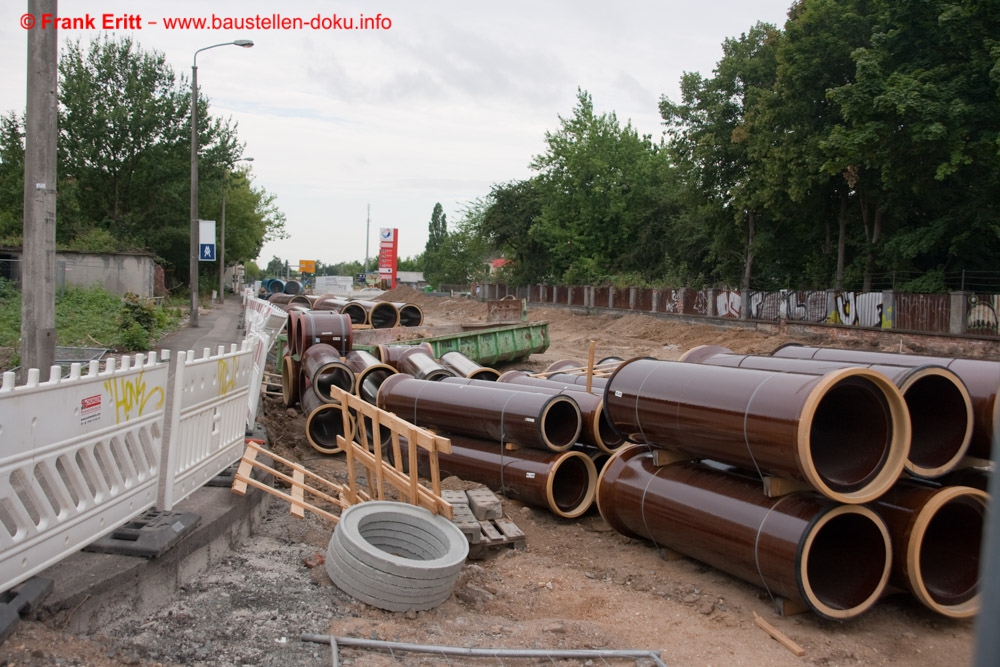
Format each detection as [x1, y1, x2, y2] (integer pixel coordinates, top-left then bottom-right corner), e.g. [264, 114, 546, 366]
[20, 0, 58, 381]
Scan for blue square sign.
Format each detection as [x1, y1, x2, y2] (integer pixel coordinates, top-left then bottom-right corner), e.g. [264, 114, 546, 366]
[200, 243, 216, 261]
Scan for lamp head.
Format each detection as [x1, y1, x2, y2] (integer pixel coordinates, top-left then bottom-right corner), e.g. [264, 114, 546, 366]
[234, 40, 254, 48]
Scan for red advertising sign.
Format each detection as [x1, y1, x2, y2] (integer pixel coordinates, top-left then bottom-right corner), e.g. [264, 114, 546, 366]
[378, 227, 398, 289]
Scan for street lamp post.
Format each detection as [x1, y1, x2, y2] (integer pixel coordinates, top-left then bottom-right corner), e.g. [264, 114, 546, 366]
[220, 157, 254, 303]
[190, 39, 253, 327]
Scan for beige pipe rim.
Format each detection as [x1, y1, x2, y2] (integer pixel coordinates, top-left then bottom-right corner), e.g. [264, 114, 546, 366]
[544, 450, 598, 518]
[903, 485, 987, 618]
[306, 403, 356, 455]
[795, 367, 910, 503]
[796, 503, 892, 619]
[896, 367, 974, 478]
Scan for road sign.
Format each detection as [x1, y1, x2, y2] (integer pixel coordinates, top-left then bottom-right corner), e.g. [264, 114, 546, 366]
[199, 244, 216, 261]
[299, 259, 316, 273]
[198, 220, 216, 262]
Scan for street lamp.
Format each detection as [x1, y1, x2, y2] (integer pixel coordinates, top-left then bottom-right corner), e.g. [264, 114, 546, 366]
[189, 39, 253, 327]
[220, 157, 254, 302]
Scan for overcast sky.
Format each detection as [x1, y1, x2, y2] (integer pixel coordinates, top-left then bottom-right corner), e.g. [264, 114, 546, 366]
[1, 1, 793, 269]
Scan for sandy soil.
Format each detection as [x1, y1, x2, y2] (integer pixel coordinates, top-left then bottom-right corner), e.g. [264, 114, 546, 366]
[3, 287, 987, 666]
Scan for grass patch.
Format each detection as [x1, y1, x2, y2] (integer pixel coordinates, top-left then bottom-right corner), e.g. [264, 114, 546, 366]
[0, 279, 182, 366]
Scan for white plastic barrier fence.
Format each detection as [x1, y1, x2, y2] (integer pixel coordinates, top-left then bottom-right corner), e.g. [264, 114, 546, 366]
[0, 354, 169, 593]
[158, 342, 254, 512]
[242, 292, 287, 428]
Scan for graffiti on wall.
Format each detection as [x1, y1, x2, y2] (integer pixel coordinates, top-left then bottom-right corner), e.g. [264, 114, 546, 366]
[968, 294, 999, 335]
[716, 291, 741, 318]
[830, 291, 883, 327]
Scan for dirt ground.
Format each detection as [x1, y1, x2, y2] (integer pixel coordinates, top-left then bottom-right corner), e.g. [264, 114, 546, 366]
[3, 288, 991, 666]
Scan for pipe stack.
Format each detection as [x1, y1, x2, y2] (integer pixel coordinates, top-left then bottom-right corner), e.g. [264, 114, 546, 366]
[596, 353, 991, 619]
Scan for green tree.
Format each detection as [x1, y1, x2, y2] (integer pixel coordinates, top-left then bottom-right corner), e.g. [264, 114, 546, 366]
[478, 179, 549, 284]
[264, 256, 284, 276]
[422, 202, 448, 276]
[425, 201, 490, 287]
[0, 112, 24, 242]
[531, 89, 675, 285]
[661, 24, 781, 291]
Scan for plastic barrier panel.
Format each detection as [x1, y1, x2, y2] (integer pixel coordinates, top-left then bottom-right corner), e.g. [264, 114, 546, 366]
[159, 342, 254, 511]
[0, 355, 168, 592]
[242, 293, 287, 427]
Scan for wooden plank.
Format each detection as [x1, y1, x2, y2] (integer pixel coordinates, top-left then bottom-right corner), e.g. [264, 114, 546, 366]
[291, 469, 305, 518]
[753, 611, 806, 657]
[762, 476, 812, 498]
[493, 518, 524, 541]
[231, 445, 259, 496]
[479, 520, 503, 542]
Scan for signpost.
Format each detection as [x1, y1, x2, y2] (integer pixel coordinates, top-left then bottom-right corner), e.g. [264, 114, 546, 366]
[378, 227, 398, 289]
[198, 220, 216, 262]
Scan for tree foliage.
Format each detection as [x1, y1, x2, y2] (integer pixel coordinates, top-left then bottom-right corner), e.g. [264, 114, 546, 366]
[0, 35, 285, 291]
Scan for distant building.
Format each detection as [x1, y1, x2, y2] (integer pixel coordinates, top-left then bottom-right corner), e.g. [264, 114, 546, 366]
[489, 258, 509, 275]
[396, 271, 427, 289]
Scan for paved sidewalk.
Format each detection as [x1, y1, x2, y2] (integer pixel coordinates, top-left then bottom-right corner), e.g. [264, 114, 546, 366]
[157, 294, 246, 357]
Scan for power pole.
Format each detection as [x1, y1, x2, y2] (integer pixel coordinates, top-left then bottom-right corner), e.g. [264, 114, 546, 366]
[20, 0, 59, 381]
[365, 203, 371, 274]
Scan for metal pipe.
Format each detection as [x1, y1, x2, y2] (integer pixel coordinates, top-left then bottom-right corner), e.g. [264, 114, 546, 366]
[772, 344, 999, 461]
[300, 343, 356, 401]
[282, 279, 302, 295]
[343, 349, 397, 404]
[873, 482, 988, 618]
[603, 357, 910, 504]
[352, 299, 400, 329]
[682, 345, 974, 479]
[300, 633, 666, 666]
[396, 433, 596, 518]
[396, 348, 455, 381]
[300, 384, 354, 455]
[597, 445, 892, 619]
[378, 374, 582, 452]
[491, 372, 625, 452]
[297, 311, 353, 357]
[390, 302, 424, 327]
[439, 350, 501, 381]
[376, 342, 434, 369]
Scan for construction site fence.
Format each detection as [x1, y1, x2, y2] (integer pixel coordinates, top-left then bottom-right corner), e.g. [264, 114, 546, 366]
[0, 293, 286, 594]
[477, 284, 1000, 339]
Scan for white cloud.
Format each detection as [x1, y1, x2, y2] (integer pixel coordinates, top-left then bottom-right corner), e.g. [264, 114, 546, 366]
[0, 0, 793, 266]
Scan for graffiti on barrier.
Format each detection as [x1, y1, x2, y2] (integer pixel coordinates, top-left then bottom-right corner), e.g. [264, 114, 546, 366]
[103, 371, 165, 424]
[716, 291, 741, 318]
[831, 292, 883, 327]
[968, 294, 999, 336]
[217, 357, 241, 396]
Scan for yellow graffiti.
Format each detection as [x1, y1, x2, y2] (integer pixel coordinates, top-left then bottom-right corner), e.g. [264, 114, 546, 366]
[217, 357, 241, 396]
[104, 371, 165, 424]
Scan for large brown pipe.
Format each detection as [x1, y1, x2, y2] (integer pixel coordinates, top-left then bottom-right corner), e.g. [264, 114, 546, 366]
[343, 349, 397, 404]
[439, 351, 501, 381]
[377, 374, 583, 452]
[267, 292, 310, 308]
[494, 371, 625, 452]
[603, 357, 910, 504]
[395, 433, 597, 518]
[311, 295, 349, 312]
[772, 344, 999, 461]
[396, 348, 455, 381]
[281, 353, 299, 407]
[597, 445, 892, 619]
[391, 302, 424, 327]
[353, 300, 400, 329]
[873, 483, 988, 618]
[300, 343, 357, 401]
[300, 384, 356, 455]
[298, 311, 353, 356]
[547, 372, 609, 393]
[376, 343, 434, 369]
[682, 345, 974, 479]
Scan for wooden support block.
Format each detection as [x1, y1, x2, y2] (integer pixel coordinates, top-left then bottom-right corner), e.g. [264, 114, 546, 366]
[762, 476, 812, 498]
[773, 596, 810, 617]
[466, 487, 503, 520]
[753, 611, 806, 656]
[231, 446, 259, 496]
[652, 448, 695, 467]
[493, 518, 525, 545]
[955, 456, 993, 470]
[657, 546, 686, 561]
[291, 469, 305, 519]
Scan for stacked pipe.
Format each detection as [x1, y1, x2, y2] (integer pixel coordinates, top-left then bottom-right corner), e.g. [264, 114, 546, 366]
[597, 354, 991, 619]
[680, 345, 975, 479]
[375, 368, 598, 517]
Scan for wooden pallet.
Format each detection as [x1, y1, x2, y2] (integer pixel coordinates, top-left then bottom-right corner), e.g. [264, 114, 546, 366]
[468, 517, 526, 559]
[444, 487, 526, 559]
